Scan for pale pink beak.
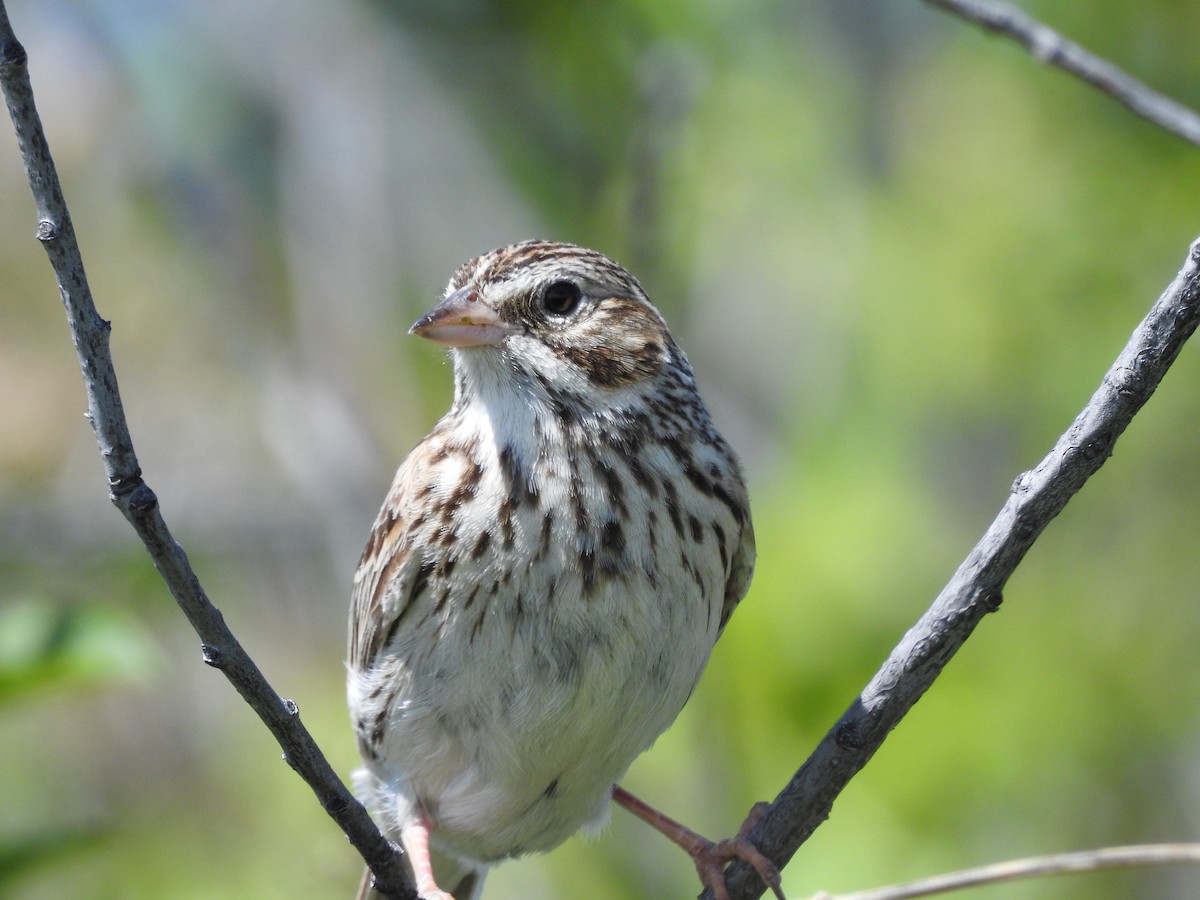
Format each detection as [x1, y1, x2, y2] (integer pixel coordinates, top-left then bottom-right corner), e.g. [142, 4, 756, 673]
[410, 286, 515, 347]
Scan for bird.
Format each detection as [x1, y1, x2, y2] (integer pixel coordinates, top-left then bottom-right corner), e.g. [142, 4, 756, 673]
[347, 240, 782, 900]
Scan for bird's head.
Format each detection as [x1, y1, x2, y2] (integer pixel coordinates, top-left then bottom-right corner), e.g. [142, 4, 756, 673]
[410, 241, 685, 411]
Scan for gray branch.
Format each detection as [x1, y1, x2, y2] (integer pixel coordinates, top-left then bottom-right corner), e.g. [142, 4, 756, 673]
[821, 842, 1200, 900]
[0, 6, 412, 898]
[717, 243, 1200, 899]
[922, 0, 1200, 147]
[715, 6, 1200, 893]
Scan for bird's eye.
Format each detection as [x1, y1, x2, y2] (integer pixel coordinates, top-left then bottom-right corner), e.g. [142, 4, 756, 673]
[541, 280, 582, 316]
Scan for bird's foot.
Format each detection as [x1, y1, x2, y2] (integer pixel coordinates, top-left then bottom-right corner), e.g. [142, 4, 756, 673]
[612, 787, 784, 900]
[401, 818, 458, 900]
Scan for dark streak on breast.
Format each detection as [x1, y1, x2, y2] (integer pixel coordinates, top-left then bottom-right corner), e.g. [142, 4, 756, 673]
[712, 521, 728, 570]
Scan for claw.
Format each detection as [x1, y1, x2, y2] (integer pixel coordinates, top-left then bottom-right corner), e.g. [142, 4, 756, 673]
[688, 826, 783, 900]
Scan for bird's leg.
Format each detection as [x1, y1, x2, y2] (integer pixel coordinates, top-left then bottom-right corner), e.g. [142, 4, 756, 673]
[612, 784, 784, 900]
[400, 816, 457, 900]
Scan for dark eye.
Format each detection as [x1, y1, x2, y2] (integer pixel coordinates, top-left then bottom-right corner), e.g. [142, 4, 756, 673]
[541, 280, 582, 316]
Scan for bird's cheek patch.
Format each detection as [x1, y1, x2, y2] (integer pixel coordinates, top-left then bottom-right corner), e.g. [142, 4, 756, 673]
[555, 334, 665, 388]
[552, 304, 668, 389]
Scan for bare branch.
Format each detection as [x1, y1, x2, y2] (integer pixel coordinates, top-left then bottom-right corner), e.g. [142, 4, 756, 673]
[812, 843, 1200, 900]
[0, 5, 411, 897]
[717, 241, 1200, 900]
[922, 0, 1200, 147]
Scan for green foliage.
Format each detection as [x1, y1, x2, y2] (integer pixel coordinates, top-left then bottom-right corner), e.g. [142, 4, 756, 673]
[0, 600, 157, 708]
[0, 599, 154, 893]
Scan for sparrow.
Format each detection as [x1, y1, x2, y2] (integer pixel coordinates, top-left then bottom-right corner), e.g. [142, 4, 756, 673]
[348, 241, 780, 900]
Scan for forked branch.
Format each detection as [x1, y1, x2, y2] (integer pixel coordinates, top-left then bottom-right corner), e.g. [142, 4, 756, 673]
[719, 5, 1200, 894]
[715, 242, 1200, 898]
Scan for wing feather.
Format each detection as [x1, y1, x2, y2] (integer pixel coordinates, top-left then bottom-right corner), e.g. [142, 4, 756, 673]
[348, 452, 429, 673]
[718, 515, 755, 633]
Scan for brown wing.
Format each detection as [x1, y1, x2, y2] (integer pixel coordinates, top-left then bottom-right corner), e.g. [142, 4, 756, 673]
[348, 456, 427, 674]
[717, 515, 756, 634]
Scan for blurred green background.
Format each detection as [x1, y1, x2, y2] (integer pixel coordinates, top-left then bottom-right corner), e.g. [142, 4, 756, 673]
[2, 1, 1199, 898]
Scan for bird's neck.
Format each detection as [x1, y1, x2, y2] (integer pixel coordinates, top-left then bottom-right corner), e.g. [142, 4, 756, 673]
[449, 347, 654, 471]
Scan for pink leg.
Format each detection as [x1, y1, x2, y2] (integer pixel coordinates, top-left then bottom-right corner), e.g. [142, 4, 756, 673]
[400, 817, 457, 900]
[612, 785, 784, 900]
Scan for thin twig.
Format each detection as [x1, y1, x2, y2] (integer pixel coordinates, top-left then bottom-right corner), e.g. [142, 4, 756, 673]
[812, 843, 1200, 900]
[922, 0, 1200, 147]
[0, 5, 412, 898]
[718, 239, 1200, 900]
